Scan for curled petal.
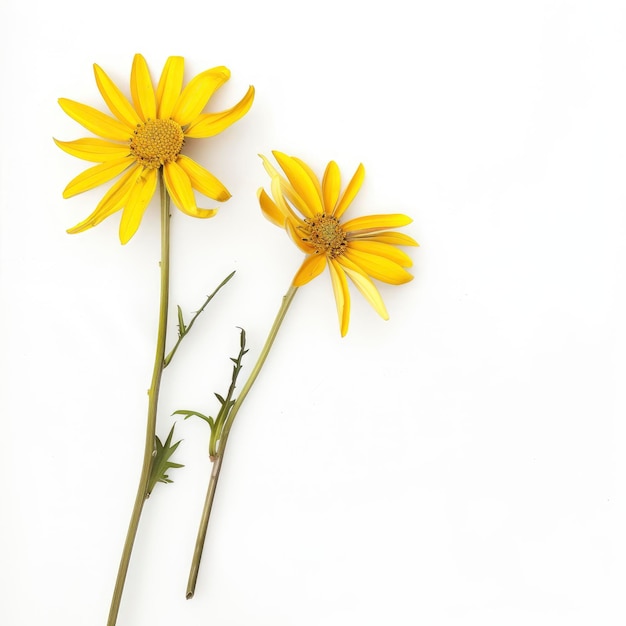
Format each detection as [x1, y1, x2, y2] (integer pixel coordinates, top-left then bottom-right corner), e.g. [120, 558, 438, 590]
[177, 206, 218, 219]
[348, 240, 413, 268]
[328, 259, 351, 337]
[156, 56, 184, 119]
[58, 98, 132, 141]
[258, 188, 285, 227]
[334, 163, 365, 219]
[163, 160, 194, 211]
[185, 86, 255, 138]
[119, 168, 158, 244]
[337, 257, 389, 320]
[344, 248, 414, 285]
[54, 138, 130, 162]
[171, 66, 230, 126]
[293, 253, 327, 287]
[177, 155, 230, 201]
[93, 64, 142, 128]
[259, 153, 280, 179]
[131, 53, 156, 121]
[62, 157, 134, 198]
[163, 161, 217, 218]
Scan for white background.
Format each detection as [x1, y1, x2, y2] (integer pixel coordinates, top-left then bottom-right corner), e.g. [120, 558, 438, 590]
[1, 1, 626, 624]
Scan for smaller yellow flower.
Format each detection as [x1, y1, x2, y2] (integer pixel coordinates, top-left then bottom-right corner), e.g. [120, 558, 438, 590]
[258, 152, 418, 336]
[56, 54, 254, 243]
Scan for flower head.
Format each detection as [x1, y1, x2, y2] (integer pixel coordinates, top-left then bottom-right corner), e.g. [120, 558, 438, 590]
[56, 54, 254, 243]
[258, 152, 418, 336]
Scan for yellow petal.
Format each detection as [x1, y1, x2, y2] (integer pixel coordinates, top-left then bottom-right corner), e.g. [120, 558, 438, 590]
[328, 259, 351, 336]
[348, 240, 413, 268]
[273, 151, 323, 216]
[337, 258, 389, 320]
[322, 161, 341, 214]
[130, 53, 156, 121]
[163, 161, 217, 218]
[185, 86, 255, 138]
[58, 98, 133, 141]
[176, 155, 230, 201]
[293, 253, 327, 286]
[156, 56, 184, 119]
[271, 175, 307, 225]
[178, 206, 218, 219]
[171, 66, 230, 126]
[119, 168, 158, 244]
[262, 155, 313, 221]
[93, 64, 141, 128]
[343, 213, 413, 233]
[67, 165, 141, 234]
[350, 231, 419, 247]
[334, 163, 365, 219]
[344, 248, 414, 285]
[259, 153, 280, 179]
[54, 138, 130, 162]
[278, 178, 313, 220]
[62, 157, 134, 198]
[293, 157, 322, 198]
[258, 188, 285, 227]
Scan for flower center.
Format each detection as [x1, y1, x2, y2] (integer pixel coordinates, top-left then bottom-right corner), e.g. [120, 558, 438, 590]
[129, 119, 184, 168]
[305, 214, 348, 258]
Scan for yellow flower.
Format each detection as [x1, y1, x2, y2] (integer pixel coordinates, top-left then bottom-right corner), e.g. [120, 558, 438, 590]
[258, 152, 418, 336]
[56, 54, 254, 244]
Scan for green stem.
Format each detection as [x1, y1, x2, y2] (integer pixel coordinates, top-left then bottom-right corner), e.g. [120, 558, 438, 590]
[107, 172, 171, 626]
[186, 285, 298, 599]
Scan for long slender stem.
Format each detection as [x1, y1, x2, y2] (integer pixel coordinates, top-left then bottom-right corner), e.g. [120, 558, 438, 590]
[107, 173, 171, 626]
[186, 285, 298, 599]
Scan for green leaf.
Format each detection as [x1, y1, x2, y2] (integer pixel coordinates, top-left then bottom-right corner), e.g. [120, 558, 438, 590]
[172, 409, 214, 428]
[147, 424, 184, 497]
[209, 327, 248, 459]
[177, 305, 186, 337]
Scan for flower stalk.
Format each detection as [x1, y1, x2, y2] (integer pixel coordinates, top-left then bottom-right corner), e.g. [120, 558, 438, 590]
[186, 285, 298, 599]
[107, 172, 171, 626]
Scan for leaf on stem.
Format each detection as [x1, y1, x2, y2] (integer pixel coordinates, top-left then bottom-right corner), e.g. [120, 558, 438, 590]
[173, 409, 214, 428]
[208, 327, 248, 458]
[177, 305, 187, 337]
[147, 424, 184, 497]
[164, 271, 236, 368]
[171, 327, 248, 460]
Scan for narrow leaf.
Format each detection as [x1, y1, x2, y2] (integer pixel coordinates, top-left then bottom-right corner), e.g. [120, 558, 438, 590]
[147, 424, 184, 496]
[177, 305, 186, 337]
[172, 409, 214, 428]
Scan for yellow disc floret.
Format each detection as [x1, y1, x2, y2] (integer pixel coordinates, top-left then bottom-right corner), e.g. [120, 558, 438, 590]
[305, 214, 348, 258]
[130, 119, 185, 169]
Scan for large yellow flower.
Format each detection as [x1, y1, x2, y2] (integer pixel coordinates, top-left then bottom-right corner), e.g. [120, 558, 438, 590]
[56, 54, 254, 243]
[258, 152, 418, 336]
